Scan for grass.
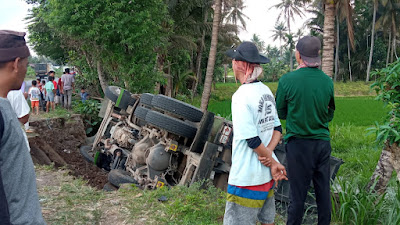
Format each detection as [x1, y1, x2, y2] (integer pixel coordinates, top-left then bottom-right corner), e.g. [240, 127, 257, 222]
[206, 81, 374, 103]
[37, 167, 106, 224]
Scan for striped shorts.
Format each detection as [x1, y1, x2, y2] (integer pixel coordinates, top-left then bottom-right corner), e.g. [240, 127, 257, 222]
[223, 181, 275, 225]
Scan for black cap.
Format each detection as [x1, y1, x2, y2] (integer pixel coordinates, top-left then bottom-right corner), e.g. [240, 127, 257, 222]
[225, 41, 270, 64]
[296, 36, 321, 67]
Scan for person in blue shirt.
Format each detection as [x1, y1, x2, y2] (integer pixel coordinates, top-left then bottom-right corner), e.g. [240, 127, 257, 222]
[80, 87, 89, 102]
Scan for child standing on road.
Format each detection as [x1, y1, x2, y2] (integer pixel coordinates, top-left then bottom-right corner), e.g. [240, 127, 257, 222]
[28, 80, 40, 115]
[44, 76, 55, 112]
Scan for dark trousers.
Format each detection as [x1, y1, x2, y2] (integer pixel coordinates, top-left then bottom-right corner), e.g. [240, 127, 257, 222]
[286, 138, 332, 225]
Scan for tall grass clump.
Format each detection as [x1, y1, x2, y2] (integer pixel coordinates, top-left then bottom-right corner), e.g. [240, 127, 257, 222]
[331, 177, 385, 225]
[332, 178, 400, 225]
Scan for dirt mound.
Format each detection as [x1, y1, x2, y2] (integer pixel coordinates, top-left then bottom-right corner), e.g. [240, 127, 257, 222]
[29, 115, 108, 189]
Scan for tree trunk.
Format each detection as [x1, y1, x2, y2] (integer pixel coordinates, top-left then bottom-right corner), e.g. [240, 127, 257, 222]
[96, 60, 107, 94]
[386, 31, 391, 67]
[347, 37, 352, 82]
[289, 50, 293, 72]
[366, 1, 377, 82]
[200, 0, 222, 112]
[223, 64, 228, 83]
[288, 20, 293, 72]
[391, 15, 396, 63]
[368, 143, 400, 194]
[334, 13, 340, 82]
[192, 9, 209, 97]
[166, 61, 173, 97]
[322, 2, 336, 77]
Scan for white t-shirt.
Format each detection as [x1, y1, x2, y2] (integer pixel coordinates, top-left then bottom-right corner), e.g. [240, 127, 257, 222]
[7, 90, 31, 152]
[7, 90, 30, 118]
[228, 82, 281, 186]
[28, 86, 41, 102]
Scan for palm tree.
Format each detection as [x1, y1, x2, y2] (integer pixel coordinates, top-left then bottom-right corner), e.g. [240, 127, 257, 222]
[251, 34, 265, 53]
[366, 0, 378, 82]
[224, 0, 249, 33]
[271, 0, 305, 71]
[285, 33, 296, 70]
[306, 0, 353, 78]
[376, 0, 400, 65]
[321, 2, 336, 77]
[271, 22, 287, 58]
[200, 0, 222, 111]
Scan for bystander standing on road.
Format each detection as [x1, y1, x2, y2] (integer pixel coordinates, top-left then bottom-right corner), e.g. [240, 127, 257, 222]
[44, 76, 55, 112]
[48, 71, 61, 106]
[28, 80, 40, 115]
[276, 36, 335, 225]
[0, 29, 46, 225]
[223, 42, 287, 225]
[61, 68, 75, 109]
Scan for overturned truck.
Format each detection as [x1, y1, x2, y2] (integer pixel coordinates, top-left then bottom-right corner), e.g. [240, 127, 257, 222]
[80, 86, 343, 202]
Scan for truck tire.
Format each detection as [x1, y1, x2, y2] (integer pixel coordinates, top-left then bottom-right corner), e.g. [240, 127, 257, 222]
[108, 169, 138, 188]
[145, 111, 197, 139]
[80, 145, 94, 163]
[140, 93, 154, 106]
[151, 95, 203, 122]
[133, 106, 149, 121]
[105, 86, 136, 110]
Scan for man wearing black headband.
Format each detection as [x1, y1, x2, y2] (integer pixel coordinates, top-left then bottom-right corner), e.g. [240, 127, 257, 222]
[0, 30, 46, 224]
[276, 36, 335, 225]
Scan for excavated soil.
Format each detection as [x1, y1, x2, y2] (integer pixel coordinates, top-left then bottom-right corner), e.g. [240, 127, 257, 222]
[29, 115, 108, 189]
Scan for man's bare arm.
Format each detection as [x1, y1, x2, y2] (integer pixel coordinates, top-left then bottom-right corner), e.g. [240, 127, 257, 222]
[18, 114, 29, 125]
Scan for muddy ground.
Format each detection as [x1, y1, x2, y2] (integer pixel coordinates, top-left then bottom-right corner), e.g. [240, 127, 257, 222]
[29, 115, 108, 189]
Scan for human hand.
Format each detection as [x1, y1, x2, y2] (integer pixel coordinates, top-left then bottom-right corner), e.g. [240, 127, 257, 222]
[270, 162, 288, 188]
[258, 156, 272, 167]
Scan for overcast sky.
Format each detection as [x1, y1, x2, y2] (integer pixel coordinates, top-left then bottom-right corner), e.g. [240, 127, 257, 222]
[0, 0, 310, 54]
[238, 0, 310, 47]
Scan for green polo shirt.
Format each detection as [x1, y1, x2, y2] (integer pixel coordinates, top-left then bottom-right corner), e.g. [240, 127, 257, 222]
[276, 67, 335, 141]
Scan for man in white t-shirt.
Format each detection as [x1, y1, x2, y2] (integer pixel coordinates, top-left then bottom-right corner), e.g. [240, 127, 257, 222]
[7, 90, 31, 150]
[7, 90, 30, 126]
[223, 42, 287, 225]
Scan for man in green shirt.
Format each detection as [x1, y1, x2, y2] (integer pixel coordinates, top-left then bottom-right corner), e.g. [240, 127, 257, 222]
[276, 36, 335, 225]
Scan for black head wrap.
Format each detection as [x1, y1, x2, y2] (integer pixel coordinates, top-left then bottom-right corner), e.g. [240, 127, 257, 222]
[0, 30, 30, 63]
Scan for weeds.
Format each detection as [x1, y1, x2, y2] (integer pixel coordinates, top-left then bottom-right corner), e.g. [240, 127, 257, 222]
[72, 99, 102, 135]
[331, 177, 400, 225]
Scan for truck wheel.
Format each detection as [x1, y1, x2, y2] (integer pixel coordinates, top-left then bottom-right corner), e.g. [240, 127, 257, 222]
[108, 169, 138, 188]
[79, 145, 94, 163]
[140, 93, 154, 106]
[151, 95, 203, 122]
[105, 86, 136, 110]
[145, 111, 197, 139]
[134, 106, 149, 121]
[103, 182, 118, 192]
